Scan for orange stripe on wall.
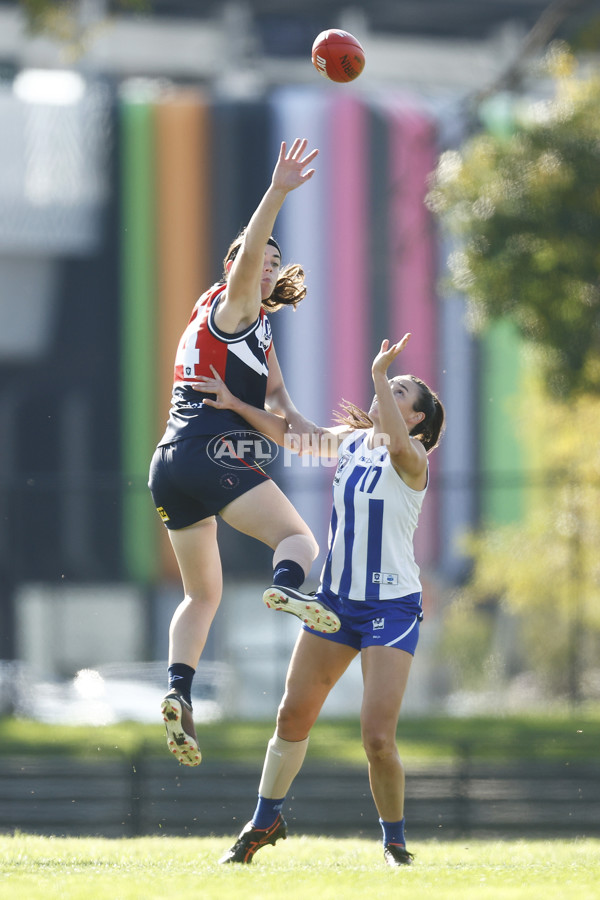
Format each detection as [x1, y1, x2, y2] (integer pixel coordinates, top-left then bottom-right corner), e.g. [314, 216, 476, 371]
[155, 89, 211, 580]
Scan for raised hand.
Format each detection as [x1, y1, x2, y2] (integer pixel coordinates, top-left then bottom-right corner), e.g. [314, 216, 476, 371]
[372, 334, 411, 379]
[271, 139, 319, 194]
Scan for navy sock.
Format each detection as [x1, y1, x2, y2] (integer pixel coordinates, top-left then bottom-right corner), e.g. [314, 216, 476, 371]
[380, 817, 406, 846]
[167, 663, 195, 706]
[272, 559, 305, 590]
[251, 794, 285, 829]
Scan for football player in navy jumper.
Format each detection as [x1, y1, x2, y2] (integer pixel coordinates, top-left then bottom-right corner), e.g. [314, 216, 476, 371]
[195, 334, 445, 866]
[149, 140, 340, 767]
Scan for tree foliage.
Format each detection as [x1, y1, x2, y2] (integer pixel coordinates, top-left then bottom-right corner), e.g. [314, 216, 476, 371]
[427, 48, 600, 396]
[18, 0, 147, 41]
[430, 49, 600, 699]
[447, 373, 600, 695]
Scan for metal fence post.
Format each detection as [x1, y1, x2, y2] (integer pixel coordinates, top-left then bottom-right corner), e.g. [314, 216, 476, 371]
[455, 741, 471, 836]
[129, 755, 144, 836]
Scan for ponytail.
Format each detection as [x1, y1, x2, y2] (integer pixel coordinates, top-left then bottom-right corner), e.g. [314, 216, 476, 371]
[333, 378, 445, 454]
[409, 377, 445, 452]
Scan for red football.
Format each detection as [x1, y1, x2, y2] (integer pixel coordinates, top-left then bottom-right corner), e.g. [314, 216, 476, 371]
[311, 30, 365, 83]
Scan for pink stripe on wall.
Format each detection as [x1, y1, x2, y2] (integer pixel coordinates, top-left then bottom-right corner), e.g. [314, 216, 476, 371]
[388, 102, 437, 387]
[329, 95, 369, 413]
[388, 99, 439, 568]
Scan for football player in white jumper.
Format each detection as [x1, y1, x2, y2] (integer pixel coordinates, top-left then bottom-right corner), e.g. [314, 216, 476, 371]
[196, 333, 445, 866]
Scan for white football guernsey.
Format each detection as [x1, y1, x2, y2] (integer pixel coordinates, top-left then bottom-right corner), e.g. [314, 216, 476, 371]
[320, 430, 427, 602]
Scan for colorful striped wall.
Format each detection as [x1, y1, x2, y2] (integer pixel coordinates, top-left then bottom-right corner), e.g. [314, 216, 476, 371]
[118, 84, 526, 598]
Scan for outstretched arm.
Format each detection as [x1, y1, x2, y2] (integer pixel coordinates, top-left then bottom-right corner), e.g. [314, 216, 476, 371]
[372, 335, 427, 487]
[193, 367, 348, 458]
[265, 345, 321, 441]
[198, 366, 289, 445]
[215, 139, 318, 333]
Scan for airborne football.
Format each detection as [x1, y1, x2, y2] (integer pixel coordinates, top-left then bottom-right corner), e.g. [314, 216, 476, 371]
[311, 29, 365, 83]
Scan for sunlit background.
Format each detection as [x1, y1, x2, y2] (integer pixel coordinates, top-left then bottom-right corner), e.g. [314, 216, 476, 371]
[0, 0, 599, 730]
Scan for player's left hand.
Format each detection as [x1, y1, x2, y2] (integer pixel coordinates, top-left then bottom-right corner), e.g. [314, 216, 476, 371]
[372, 334, 411, 378]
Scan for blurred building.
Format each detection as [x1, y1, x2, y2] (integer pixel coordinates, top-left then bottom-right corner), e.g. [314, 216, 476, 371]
[0, 0, 597, 717]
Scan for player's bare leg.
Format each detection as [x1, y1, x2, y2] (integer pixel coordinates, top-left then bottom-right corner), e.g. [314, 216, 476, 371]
[361, 645, 414, 865]
[220, 630, 356, 864]
[222, 481, 339, 632]
[161, 517, 222, 766]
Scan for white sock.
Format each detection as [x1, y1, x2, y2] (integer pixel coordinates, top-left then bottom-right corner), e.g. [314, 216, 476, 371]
[258, 732, 309, 798]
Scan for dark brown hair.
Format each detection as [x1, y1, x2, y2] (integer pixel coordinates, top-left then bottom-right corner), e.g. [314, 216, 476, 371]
[223, 231, 307, 312]
[334, 376, 445, 453]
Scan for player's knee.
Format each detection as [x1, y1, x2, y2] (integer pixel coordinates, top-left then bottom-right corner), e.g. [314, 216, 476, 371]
[362, 728, 399, 764]
[296, 530, 318, 562]
[274, 532, 318, 571]
[276, 700, 312, 741]
[176, 591, 222, 617]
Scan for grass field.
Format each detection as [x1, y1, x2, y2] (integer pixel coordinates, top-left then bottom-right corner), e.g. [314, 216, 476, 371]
[1, 712, 599, 765]
[1, 834, 598, 899]
[2, 715, 598, 898]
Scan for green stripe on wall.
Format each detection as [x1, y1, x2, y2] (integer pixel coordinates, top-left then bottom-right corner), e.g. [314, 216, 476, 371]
[119, 94, 158, 582]
[478, 94, 526, 527]
[480, 319, 524, 525]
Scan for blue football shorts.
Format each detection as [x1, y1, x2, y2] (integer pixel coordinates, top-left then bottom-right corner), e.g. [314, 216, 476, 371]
[303, 587, 423, 655]
[148, 436, 272, 529]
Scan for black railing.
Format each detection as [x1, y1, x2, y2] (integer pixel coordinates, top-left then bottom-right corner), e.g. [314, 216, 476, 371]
[1, 750, 598, 839]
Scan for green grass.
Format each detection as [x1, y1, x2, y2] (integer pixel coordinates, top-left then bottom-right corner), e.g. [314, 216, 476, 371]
[1, 712, 599, 765]
[0, 834, 598, 899]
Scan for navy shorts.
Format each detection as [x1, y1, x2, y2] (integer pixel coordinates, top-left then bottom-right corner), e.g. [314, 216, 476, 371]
[148, 436, 272, 529]
[303, 587, 423, 655]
